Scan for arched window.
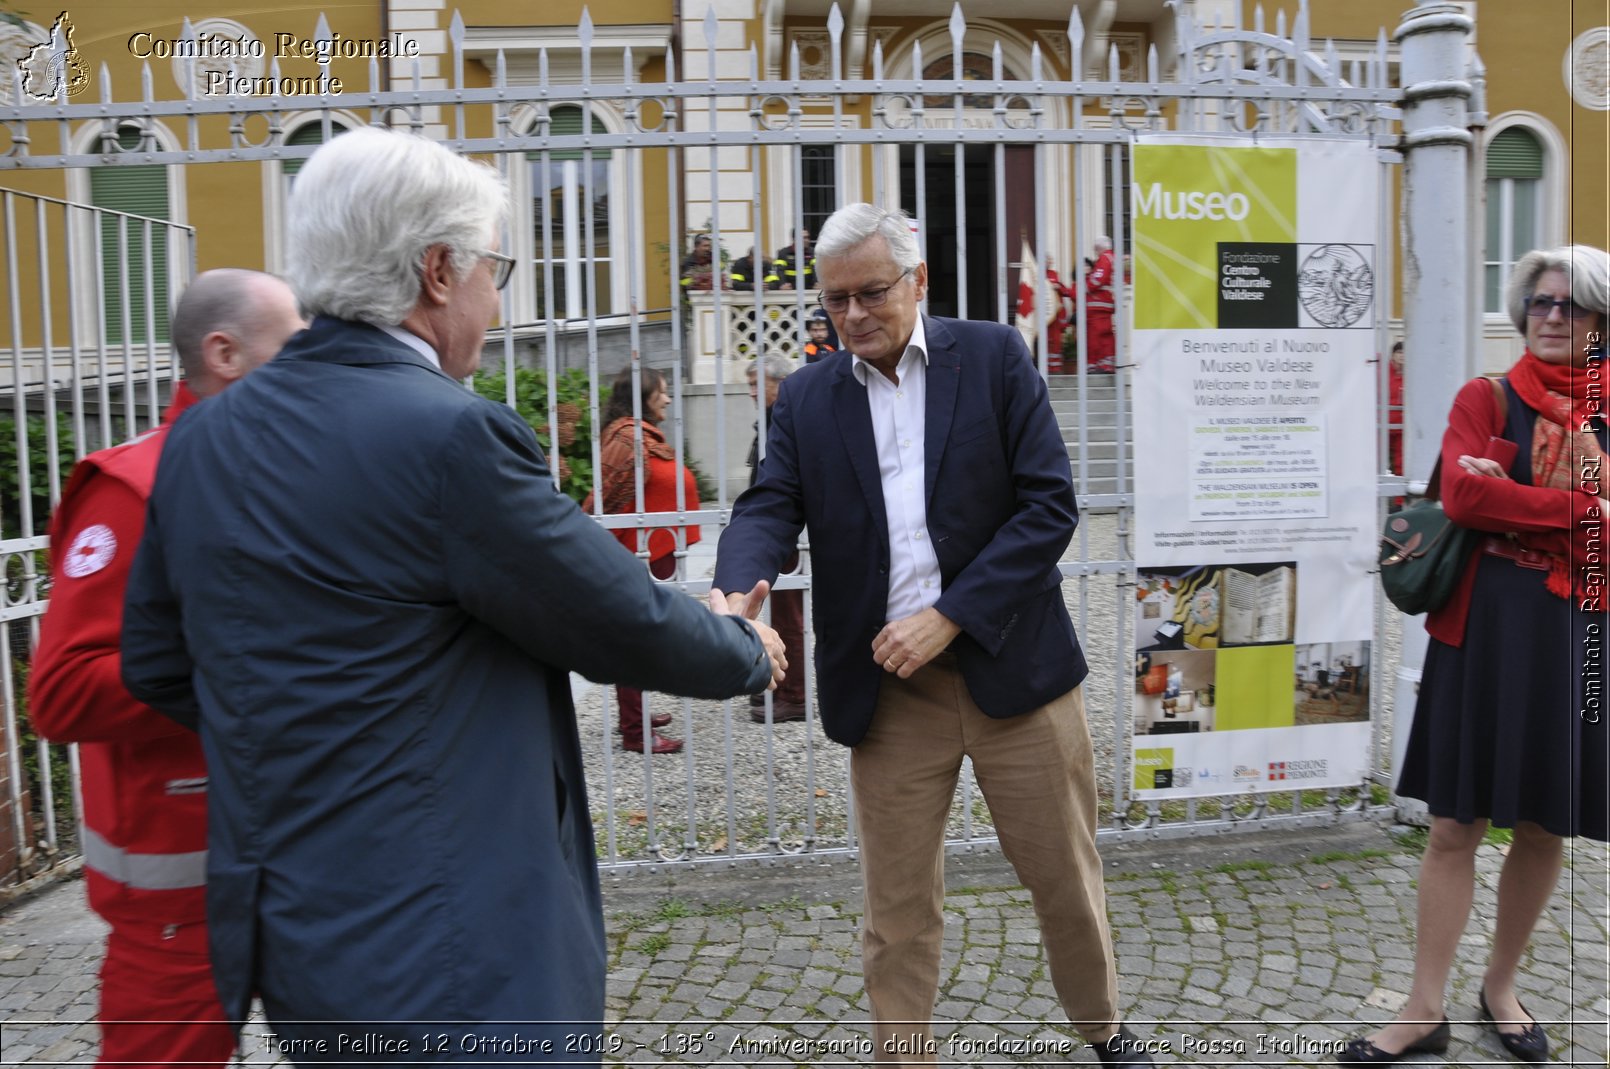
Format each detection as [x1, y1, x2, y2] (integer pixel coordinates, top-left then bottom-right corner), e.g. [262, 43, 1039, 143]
[529, 107, 611, 322]
[91, 126, 170, 344]
[283, 120, 348, 190]
[1485, 127, 1545, 314]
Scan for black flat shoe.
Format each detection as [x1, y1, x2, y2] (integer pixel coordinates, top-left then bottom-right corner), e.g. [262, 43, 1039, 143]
[1479, 988, 1549, 1063]
[1337, 1019, 1450, 1065]
[1096, 1026, 1156, 1067]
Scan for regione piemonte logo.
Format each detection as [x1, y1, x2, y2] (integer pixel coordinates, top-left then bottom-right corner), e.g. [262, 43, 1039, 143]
[16, 11, 88, 101]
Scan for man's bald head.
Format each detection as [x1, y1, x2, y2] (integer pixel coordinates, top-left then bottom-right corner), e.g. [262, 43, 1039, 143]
[171, 269, 305, 397]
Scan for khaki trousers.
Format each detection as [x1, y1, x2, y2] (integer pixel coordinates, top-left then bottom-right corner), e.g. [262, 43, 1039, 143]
[850, 655, 1118, 1065]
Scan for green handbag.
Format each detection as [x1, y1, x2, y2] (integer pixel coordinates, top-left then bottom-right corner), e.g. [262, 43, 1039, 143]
[1378, 463, 1477, 615]
[1378, 378, 1506, 616]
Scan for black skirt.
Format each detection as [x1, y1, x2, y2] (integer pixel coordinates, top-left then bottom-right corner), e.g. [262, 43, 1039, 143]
[1398, 552, 1609, 841]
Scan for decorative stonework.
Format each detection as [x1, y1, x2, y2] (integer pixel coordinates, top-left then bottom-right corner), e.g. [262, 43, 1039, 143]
[1086, 31, 1144, 81]
[176, 19, 265, 98]
[1564, 27, 1610, 111]
[791, 30, 831, 81]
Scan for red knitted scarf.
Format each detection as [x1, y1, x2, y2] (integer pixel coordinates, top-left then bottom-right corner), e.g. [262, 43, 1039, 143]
[1506, 351, 1606, 599]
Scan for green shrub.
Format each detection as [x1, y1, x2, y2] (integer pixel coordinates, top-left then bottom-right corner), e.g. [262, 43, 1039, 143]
[0, 414, 76, 537]
[472, 367, 597, 503]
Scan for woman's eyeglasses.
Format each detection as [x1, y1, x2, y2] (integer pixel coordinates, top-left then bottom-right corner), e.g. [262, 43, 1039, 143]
[1525, 295, 1592, 319]
[817, 269, 913, 314]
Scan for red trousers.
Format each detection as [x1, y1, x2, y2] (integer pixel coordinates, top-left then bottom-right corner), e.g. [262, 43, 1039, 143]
[618, 553, 678, 741]
[1085, 311, 1115, 369]
[767, 552, 807, 705]
[97, 918, 234, 1067]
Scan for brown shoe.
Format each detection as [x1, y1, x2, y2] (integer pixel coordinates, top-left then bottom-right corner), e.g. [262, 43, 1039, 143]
[621, 730, 684, 754]
[750, 700, 807, 723]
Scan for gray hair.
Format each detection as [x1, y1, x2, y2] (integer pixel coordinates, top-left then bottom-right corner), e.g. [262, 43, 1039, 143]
[746, 353, 795, 382]
[171, 269, 277, 380]
[814, 204, 921, 272]
[1505, 244, 1610, 335]
[1094, 235, 1113, 253]
[287, 127, 509, 326]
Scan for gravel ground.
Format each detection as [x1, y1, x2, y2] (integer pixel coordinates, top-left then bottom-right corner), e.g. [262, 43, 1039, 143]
[577, 512, 1403, 870]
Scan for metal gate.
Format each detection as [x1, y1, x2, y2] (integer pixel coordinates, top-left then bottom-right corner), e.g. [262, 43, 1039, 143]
[0, 0, 1477, 881]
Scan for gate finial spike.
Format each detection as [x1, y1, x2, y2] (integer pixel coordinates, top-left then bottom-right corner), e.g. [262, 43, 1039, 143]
[872, 37, 883, 80]
[665, 44, 676, 82]
[539, 46, 549, 86]
[993, 41, 1002, 80]
[1029, 40, 1040, 82]
[315, 13, 332, 46]
[579, 7, 594, 50]
[912, 37, 923, 77]
[789, 38, 799, 81]
[495, 49, 507, 87]
[1068, 7, 1084, 69]
[702, 6, 718, 48]
[827, 3, 844, 38]
[98, 61, 111, 105]
[1148, 43, 1159, 83]
[140, 60, 153, 102]
[450, 11, 465, 48]
[1253, 4, 1263, 34]
[949, 3, 966, 54]
[1108, 42, 1119, 82]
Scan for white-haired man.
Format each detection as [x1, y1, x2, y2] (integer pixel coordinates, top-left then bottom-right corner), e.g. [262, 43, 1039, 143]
[32, 269, 303, 1068]
[122, 127, 784, 1062]
[714, 204, 1150, 1065]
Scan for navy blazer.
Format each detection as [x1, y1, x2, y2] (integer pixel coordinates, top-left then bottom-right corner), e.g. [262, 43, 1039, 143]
[122, 318, 772, 1056]
[713, 315, 1088, 746]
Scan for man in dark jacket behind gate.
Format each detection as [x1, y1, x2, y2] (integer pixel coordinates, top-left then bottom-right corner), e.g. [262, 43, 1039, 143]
[121, 126, 784, 1064]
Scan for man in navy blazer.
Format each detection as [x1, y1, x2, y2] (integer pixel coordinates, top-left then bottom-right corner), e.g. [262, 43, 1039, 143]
[121, 128, 783, 1063]
[713, 204, 1150, 1066]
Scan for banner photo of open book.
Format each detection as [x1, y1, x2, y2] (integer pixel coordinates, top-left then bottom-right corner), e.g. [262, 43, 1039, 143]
[1128, 136, 1380, 800]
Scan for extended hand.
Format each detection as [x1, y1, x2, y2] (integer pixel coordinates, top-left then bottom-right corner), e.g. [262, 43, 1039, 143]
[712, 584, 787, 690]
[713, 580, 770, 619]
[871, 607, 962, 679]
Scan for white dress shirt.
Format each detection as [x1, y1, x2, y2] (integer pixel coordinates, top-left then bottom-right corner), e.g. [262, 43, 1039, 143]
[379, 323, 443, 371]
[851, 318, 944, 622]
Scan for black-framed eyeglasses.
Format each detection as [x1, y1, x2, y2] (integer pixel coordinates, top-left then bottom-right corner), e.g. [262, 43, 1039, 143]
[479, 250, 516, 291]
[1525, 295, 1592, 319]
[817, 268, 913, 314]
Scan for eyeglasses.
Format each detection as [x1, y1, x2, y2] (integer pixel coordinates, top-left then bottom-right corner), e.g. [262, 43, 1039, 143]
[817, 269, 913, 314]
[1525, 295, 1592, 319]
[479, 250, 516, 291]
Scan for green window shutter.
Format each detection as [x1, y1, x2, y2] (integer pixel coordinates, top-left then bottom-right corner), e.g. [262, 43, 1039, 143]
[525, 107, 608, 162]
[91, 128, 170, 345]
[283, 121, 347, 179]
[1487, 127, 1543, 179]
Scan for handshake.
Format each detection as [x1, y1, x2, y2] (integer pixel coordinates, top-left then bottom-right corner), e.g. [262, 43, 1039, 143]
[710, 582, 789, 691]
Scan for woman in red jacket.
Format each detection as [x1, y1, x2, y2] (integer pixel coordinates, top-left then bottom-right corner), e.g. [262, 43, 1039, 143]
[1343, 245, 1609, 1066]
[595, 368, 702, 753]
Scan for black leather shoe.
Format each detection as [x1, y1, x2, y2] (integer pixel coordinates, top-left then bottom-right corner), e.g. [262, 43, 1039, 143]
[1480, 989, 1549, 1063]
[1096, 1026, 1155, 1067]
[1337, 1019, 1450, 1065]
[750, 700, 807, 723]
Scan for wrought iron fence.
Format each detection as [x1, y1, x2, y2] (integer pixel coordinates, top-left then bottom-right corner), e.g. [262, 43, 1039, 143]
[0, 0, 1428, 883]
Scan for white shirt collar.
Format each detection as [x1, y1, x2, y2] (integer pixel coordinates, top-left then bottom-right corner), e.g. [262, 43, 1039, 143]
[851, 316, 928, 387]
[378, 324, 443, 371]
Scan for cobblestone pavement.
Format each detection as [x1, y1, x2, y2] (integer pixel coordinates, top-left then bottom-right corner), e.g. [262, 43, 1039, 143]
[2, 822, 1606, 1066]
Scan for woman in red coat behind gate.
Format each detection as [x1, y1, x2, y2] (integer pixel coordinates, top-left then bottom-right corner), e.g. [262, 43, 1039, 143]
[594, 367, 702, 753]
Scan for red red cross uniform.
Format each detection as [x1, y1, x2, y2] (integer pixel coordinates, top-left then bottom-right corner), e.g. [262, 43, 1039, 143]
[31, 383, 235, 1067]
[1084, 249, 1117, 372]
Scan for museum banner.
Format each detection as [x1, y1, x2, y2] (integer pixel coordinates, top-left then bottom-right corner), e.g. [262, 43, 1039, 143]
[1129, 136, 1380, 800]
